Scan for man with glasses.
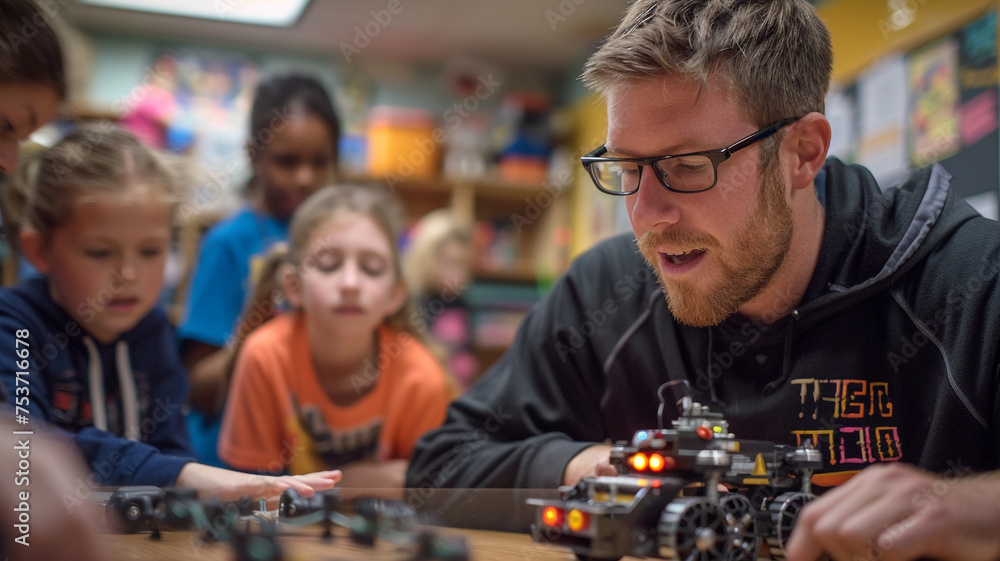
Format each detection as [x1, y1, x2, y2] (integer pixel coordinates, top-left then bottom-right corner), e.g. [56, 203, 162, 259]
[407, 1, 1000, 559]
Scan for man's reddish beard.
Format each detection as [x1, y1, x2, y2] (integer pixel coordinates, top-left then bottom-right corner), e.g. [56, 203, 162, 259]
[636, 153, 793, 327]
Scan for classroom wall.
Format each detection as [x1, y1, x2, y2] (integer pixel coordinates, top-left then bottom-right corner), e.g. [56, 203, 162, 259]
[819, 0, 997, 84]
[78, 30, 564, 215]
[84, 32, 558, 116]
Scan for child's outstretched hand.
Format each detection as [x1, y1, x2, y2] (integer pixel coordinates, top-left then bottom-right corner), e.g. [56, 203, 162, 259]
[177, 463, 342, 502]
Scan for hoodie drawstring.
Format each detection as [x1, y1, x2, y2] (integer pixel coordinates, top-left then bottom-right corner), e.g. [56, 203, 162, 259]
[116, 341, 141, 441]
[82, 336, 140, 441]
[705, 326, 723, 405]
[83, 337, 106, 432]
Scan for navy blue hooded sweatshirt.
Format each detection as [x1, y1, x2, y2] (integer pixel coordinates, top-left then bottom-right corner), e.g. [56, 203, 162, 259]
[406, 158, 1000, 530]
[0, 276, 194, 486]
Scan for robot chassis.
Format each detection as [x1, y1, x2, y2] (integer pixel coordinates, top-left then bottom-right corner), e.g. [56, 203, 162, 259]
[529, 396, 823, 561]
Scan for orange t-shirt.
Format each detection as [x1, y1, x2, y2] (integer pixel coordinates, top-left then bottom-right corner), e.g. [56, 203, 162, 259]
[218, 313, 452, 474]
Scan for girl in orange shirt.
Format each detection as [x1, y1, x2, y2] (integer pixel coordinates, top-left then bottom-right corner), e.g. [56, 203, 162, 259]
[219, 184, 452, 498]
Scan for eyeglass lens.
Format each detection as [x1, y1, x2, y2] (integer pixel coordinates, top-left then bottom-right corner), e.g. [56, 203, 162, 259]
[591, 154, 716, 193]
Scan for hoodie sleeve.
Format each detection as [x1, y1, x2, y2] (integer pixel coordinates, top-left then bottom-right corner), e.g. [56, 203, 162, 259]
[405, 243, 622, 492]
[68, 426, 193, 486]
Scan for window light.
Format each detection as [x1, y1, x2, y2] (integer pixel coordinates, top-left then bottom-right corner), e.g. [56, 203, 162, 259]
[77, 0, 311, 27]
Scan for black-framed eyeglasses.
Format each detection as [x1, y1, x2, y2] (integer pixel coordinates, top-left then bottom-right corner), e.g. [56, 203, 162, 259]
[581, 117, 801, 195]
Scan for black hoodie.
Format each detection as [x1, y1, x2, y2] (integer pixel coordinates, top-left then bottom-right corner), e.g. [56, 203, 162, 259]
[405, 158, 1000, 528]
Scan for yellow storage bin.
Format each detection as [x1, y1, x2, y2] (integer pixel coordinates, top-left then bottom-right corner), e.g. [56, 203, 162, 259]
[367, 106, 439, 179]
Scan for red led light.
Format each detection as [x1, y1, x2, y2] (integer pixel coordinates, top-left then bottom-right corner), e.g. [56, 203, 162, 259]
[663, 455, 676, 470]
[542, 506, 564, 528]
[696, 426, 713, 440]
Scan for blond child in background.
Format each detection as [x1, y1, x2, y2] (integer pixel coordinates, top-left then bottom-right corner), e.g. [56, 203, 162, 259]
[0, 125, 340, 500]
[219, 184, 452, 498]
[402, 209, 477, 390]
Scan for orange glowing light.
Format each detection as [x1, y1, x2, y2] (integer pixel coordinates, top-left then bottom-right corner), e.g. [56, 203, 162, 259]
[649, 454, 665, 472]
[542, 506, 563, 527]
[630, 453, 648, 471]
[567, 509, 589, 532]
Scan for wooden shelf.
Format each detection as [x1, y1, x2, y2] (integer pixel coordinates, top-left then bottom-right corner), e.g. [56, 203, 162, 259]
[469, 178, 555, 202]
[65, 103, 121, 122]
[473, 266, 537, 284]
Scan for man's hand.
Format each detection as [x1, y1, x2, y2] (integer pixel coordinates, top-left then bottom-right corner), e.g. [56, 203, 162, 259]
[786, 463, 1000, 561]
[562, 445, 617, 486]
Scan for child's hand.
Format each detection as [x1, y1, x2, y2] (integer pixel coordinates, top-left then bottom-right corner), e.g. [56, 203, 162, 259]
[177, 463, 342, 502]
[255, 470, 343, 499]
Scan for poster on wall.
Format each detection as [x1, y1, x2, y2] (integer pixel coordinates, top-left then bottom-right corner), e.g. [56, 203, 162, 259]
[134, 50, 260, 212]
[838, 10, 998, 214]
[937, 9, 998, 213]
[907, 38, 961, 168]
[856, 55, 909, 188]
[826, 85, 857, 163]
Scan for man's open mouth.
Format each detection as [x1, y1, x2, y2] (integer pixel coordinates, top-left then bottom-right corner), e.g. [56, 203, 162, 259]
[663, 249, 705, 265]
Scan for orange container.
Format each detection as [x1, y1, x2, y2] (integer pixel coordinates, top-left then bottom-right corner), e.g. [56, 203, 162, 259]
[367, 106, 439, 179]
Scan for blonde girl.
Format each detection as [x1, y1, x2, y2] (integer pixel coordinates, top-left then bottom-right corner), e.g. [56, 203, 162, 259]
[219, 184, 452, 497]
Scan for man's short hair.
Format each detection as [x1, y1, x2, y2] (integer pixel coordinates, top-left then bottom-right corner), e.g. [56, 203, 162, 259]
[583, 0, 833, 128]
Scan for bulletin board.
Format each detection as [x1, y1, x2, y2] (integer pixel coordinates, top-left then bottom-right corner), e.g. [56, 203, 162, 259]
[828, 10, 998, 212]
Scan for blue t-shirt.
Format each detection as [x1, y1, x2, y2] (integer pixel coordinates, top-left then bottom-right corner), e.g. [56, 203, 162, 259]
[180, 206, 289, 347]
[179, 205, 288, 467]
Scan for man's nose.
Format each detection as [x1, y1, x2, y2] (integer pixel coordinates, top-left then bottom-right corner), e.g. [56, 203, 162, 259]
[629, 165, 682, 230]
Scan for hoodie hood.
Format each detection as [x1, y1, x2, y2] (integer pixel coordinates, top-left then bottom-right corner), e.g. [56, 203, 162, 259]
[796, 158, 975, 325]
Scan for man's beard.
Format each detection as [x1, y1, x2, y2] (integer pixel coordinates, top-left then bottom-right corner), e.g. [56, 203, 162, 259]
[637, 155, 793, 327]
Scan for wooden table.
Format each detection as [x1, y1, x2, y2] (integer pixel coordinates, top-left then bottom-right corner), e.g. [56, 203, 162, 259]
[105, 525, 579, 561]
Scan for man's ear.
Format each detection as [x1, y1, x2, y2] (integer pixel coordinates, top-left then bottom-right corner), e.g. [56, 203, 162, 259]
[279, 263, 303, 309]
[785, 112, 831, 191]
[19, 229, 52, 274]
